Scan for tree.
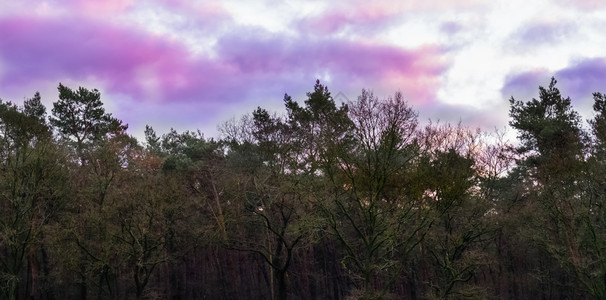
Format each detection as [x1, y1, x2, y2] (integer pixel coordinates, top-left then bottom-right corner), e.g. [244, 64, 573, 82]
[50, 84, 127, 161]
[407, 122, 501, 299]
[47, 84, 132, 299]
[590, 92, 606, 152]
[221, 106, 317, 300]
[572, 91, 606, 298]
[508, 77, 584, 182]
[507, 77, 600, 297]
[112, 147, 192, 299]
[157, 128, 227, 240]
[316, 90, 432, 299]
[420, 150, 492, 299]
[0, 96, 70, 299]
[283, 79, 352, 174]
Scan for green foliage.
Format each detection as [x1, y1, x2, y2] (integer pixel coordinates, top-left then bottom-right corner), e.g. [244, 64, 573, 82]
[23, 92, 46, 121]
[317, 89, 429, 298]
[590, 92, 606, 151]
[4, 78, 606, 299]
[0, 96, 70, 300]
[509, 77, 584, 179]
[143, 125, 161, 154]
[283, 79, 353, 173]
[506, 78, 606, 299]
[50, 84, 127, 149]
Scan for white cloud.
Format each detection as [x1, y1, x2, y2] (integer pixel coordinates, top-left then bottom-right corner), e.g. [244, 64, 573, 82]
[222, 0, 299, 34]
[433, 0, 605, 115]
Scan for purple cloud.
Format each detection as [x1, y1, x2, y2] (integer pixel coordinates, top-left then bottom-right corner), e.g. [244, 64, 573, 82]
[555, 57, 606, 98]
[512, 22, 574, 47]
[298, 8, 398, 35]
[297, 0, 484, 35]
[501, 57, 606, 119]
[0, 17, 201, 99]
[216, 30, 447, 96]
[440, 21, 463, 35]
[501, 69, 551, 101]
[0, 14, 448, 137]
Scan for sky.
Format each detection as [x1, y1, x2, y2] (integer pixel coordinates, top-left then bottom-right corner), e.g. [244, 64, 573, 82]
[1, 0, 605, 140]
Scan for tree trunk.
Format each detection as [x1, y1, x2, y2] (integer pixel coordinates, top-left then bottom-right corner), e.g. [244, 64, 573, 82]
[276, 269, 287, 300]
[28, 246, 39, 299]
[80, 269, 88, 300]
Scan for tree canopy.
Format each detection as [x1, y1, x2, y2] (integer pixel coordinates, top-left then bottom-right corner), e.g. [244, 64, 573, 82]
[0, 79, 604, 299]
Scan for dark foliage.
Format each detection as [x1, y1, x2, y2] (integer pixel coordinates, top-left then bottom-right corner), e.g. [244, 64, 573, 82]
[0, 79, 604, 299]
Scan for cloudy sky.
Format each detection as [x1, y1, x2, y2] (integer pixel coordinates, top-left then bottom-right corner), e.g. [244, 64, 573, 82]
[1, 0, 605, 139]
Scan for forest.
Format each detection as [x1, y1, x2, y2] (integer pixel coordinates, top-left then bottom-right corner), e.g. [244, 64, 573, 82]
[1, 78, 606, 299]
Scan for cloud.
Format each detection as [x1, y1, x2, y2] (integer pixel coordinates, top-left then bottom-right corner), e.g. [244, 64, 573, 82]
[512, 22, 574, 47]
[554, 57, 606, 115]
[217, 30, 448, 103]
[0, 14, 448, 138]
[501, 68, 551, 101]
[62, 0, 135, 15]
[418, 101, 510, 131]
[0, 0, 135, 19]
[440, 21, 464, 35]
[0, 15, 447, 97]
[297, 0, 484, 35]
[297, 4, 399, 35]
[555, 0, 606, 10]
[555, 57, 606, 98]
[0, 17, 208, 101]
[500, 57, 606, 119]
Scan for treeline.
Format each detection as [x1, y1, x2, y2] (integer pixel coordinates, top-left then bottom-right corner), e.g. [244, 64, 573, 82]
[1, 78, 605, 299]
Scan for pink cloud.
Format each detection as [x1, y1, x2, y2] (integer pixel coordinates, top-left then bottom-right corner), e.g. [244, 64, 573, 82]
[299, 6, 397, 34]
[169, 0, 229, 18]
[63, 0, 135, 15]
[0, 17, 202, 100]
[0, 15, 447, 103]
[0, 0, 135, 19]
[299, 0, 485, 34]
[1, 0, 230, 29]
[0, 15, 448, 137]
